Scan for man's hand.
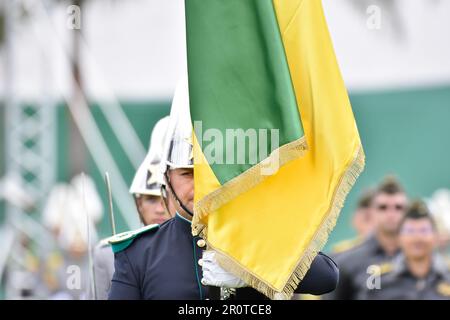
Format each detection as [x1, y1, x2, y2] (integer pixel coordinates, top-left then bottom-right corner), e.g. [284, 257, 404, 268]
[200, 250, 247, 288]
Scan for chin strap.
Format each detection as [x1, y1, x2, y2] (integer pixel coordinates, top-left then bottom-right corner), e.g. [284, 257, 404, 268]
[164, 171, 194, 217]
[160, 186, 175, 219]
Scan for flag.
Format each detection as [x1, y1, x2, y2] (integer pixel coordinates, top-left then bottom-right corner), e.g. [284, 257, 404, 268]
[186, 0, 365, 299]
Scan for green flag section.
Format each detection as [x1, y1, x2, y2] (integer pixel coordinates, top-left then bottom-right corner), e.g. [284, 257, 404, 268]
[187, 0, 364, 299]
[186, 0, 307, 223]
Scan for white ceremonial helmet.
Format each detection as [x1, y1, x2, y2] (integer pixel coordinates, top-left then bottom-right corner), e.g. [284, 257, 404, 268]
[159, 75, 194, 216]
[129, 116, 170, 196]
[160, 75, 194, 174]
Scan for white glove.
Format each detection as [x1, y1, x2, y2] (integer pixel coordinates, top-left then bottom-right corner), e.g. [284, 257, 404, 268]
[200, 250, 247, 288]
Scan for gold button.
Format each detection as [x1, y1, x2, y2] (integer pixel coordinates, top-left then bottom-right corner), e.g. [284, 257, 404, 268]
[198, 259, 203, 267]
[197, 239, 206, 248]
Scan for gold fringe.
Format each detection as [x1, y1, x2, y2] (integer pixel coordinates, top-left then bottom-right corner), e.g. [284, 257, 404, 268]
[192, 136, 308, 236]
[197, 144, 365, 299]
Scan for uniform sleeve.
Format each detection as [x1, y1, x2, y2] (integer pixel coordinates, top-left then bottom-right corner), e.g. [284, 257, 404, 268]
[90, 246, 115, 300]
[88, 246, 107, 300]
[108, 251, 141, 300]
[295, 252, 339, 295]
[321, 253, 355, 300]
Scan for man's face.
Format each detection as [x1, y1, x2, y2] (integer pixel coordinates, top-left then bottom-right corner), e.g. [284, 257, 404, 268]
[167, 168, 194, 216]
[399, 219, 436, 260]
[372, 192, 408, 235]
[137, 195, 168, 225]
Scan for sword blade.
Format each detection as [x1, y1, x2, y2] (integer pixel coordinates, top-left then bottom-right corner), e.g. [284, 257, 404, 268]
[104, 172, 116, 236]
[81, 172, 97, 300]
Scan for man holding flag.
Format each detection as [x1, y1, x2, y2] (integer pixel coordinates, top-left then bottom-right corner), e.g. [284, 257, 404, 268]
[109, 0, 363, 300]
[108, 75, 338, 300]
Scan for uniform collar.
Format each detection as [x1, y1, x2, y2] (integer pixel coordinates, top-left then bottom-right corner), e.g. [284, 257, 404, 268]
[366, 234, 386, 255]
[176, 212, 192, 224]
[391, 254, 411, 278]
[367, 233, 400, 257]
[174, 212, 194, 236]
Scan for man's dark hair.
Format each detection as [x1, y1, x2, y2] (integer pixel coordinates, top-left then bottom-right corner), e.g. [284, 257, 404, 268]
[399, 200, 436, 231]
[375, 175, 405, 196]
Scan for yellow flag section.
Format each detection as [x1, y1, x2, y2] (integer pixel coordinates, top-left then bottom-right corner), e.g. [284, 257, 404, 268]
[193, 0, 365, 299]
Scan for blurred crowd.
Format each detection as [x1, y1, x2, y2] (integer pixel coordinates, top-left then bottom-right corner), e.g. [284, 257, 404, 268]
[0, 117, 171, 300]
[2, 118, 450, 300]
[1, 174, 103, 299]
[4, 173, 450, 300]
[320, 177, 450, 300]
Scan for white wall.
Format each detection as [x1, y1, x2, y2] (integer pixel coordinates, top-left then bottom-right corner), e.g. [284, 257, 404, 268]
[323, 0, 450, 91]
[1, 0, 449, 101]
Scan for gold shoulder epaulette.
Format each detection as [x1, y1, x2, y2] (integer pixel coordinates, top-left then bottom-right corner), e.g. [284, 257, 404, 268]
[378, 262, 394, 275]
[437, 282, 450, 297]
[332, 237, 364, 254]
[368, 262, 394, 276]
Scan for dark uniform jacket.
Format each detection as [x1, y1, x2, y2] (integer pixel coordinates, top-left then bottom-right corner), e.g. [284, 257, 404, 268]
[363, 254, 450, 300]
[325, 234, 399, 300]
[109, 213, 339, 300]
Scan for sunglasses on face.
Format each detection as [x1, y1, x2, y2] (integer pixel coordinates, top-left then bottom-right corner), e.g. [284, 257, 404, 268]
[400, 226, 434, 236]
[375, 203, 406, 211]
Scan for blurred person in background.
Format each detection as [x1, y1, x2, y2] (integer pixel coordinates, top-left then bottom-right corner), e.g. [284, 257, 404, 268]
[130, 116, 171, 226]
[363, 200, 450, 300]
[325, 176, 409, 300]
[0, 178, 43, 299]
[332, 189, 375, 255]
[88, 116, 171, 300]
[40, 175, 103, 300]
[352, 189, 376, 238]
[3, 233, 46, 299]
